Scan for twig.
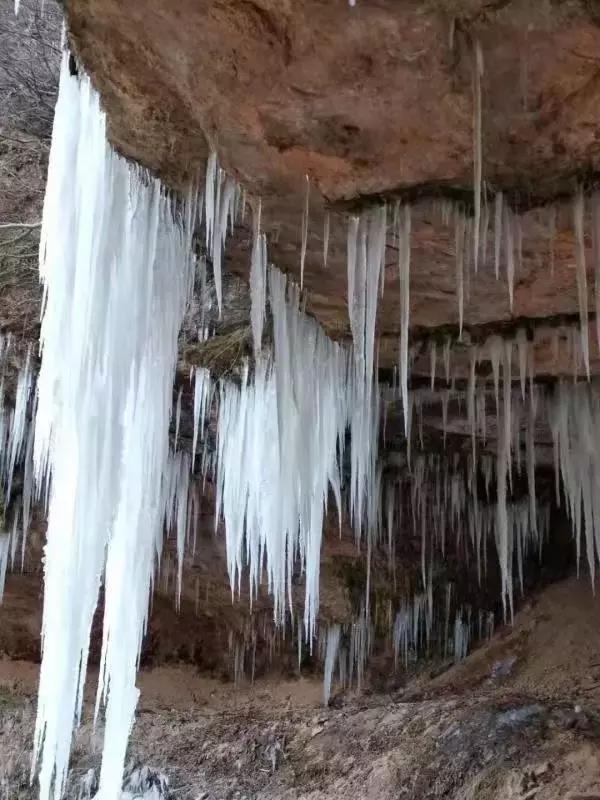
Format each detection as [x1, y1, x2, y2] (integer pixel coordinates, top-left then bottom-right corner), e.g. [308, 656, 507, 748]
[0, 222, 41, 229]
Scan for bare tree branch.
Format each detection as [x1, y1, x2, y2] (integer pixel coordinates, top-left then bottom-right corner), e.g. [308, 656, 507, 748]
[0, 222, 41, 229]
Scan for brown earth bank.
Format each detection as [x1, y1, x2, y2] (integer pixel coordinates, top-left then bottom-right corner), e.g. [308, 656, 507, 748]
[1, 576, 600, 799]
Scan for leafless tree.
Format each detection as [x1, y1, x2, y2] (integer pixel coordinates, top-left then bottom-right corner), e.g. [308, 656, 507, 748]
[0, 0, 61, 337]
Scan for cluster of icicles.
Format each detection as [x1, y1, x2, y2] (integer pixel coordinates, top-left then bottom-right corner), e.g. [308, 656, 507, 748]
[0, 335, 35, 599]
[19, 44, 600, 800]
[28, 52, 379, 800]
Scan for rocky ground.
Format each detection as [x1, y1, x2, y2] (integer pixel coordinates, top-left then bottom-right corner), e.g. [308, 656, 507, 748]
[0, 575, 599, 800]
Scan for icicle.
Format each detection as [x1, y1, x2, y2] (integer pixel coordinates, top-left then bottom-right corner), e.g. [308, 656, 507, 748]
[6, 347, 33, 500]
[516, 328, 527, 400]
[250, 200, 267, 358]
[430, 340, 437, 390]
[494, 192, 503, 280]
[21, 422, 34, 569]
[592, 194, 600, 351]
[574, 188, 590, 379]
[192, 367, 211, 466]
[323, 211, 330, 269]
[503, 339, 513, 487]
[443, 337, 451, 384]
[441, 390, 449, 447]
[323, 624, 341, 705]
[0, 534, 8, 602]
[526, 394, 537, 539]
[488, 335, 502, 417]
[467, 347, 477, 462]
[399, 206, 411, 430]
[33, 55, 193, 800]
[300, 175, 310, 290]
[472, 40, 484, 275]
[455, 210, 465, 336]
[504, 205, 515, 311]
[481, 191, 490, 268]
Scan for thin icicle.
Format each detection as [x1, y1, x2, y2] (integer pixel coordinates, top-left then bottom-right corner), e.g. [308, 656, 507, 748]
[472, 40, 484, 275]
[455, 210, 465, 336]
[430, 340, 437, 390]
[443, 337, 451, 384]
[504, 204, 515, 311]
[574, 188, 590, 378]
[300, 175, 310, 290]
[192, 366, 212, 466]
[399, 206, 411, 430]
[323, 211, 330, 269]
[250, 200, 267, 358]
[592, 194, 600, 352]
[516, 328, 527, 400]
[494, 192, 503, 280]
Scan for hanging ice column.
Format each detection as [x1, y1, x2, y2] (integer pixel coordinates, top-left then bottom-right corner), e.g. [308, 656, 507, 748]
[33, 55, 193, 800]
[217, 266, 350, 640]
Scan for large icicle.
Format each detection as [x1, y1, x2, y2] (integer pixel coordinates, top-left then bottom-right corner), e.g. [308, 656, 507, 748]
[398, 205, 411, 430]
[33, 55, 192, 800]
[472, 40, 484, 275]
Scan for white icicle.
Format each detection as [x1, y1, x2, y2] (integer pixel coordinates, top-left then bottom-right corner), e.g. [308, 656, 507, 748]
[472, 40, 484, 275]
[399, 206, 411, 430]
[504, 204, 515, 311]
[455, 210, 465, 336]
[6, 346, 33, 501]
[443, 336, 451, 384]
[250, 200, 267, 358]
[192, 366, 212, 467]
[592, 194, 600, 351]
[516, 328, 527, 400]
[0, 533, 9, 602]
[300, 175, 310, 290]
[323, 211, 330, 269]
[494, 191, 503, 280]
[33, 54, 193, 800]
[430, 340, 437, 390]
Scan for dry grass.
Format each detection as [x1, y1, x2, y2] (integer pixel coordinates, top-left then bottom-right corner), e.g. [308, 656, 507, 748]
[183, 325, 253, 378]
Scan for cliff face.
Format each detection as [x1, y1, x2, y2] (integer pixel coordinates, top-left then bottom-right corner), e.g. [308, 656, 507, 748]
[64, 0, 600, 358]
